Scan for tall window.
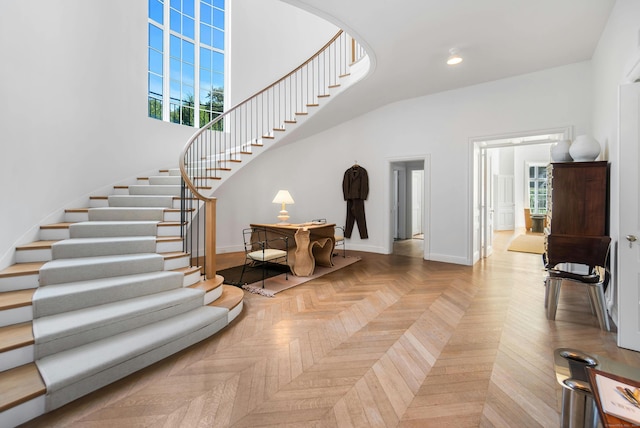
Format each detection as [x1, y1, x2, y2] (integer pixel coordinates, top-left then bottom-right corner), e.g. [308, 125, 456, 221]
[529, 164, 548, 214]
[148, 0, 225, 127]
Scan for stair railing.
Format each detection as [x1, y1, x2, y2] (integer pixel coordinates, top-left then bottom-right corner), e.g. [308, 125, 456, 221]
[179, 30, 365, 279]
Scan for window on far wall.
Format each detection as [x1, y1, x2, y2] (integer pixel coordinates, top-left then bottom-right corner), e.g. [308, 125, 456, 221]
[528, 164, 548, 214]
[148, 0, 225, 128]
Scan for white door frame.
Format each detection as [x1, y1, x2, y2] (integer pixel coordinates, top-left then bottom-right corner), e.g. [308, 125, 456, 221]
[469, 126, 573, 264]
[387, 155, 431, 259]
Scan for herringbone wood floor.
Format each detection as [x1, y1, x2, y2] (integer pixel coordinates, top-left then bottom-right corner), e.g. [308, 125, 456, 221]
[22, 232, 640, 427]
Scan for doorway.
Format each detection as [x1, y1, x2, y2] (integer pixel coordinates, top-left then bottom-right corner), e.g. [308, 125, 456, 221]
[470, 128, 571, 263]
[391, 159, 425, 258]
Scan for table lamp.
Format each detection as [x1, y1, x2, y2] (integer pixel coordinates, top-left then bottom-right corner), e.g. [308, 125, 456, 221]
[272, 190, 295, 224]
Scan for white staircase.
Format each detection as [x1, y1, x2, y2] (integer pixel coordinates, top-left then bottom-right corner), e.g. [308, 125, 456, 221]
[0, 169, 243, 427]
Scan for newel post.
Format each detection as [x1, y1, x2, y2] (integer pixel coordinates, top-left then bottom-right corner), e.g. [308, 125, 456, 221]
[205, 198, 217, 278]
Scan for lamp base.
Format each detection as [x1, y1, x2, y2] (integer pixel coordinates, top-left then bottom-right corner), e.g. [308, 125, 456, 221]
[277, 210, 290, 225]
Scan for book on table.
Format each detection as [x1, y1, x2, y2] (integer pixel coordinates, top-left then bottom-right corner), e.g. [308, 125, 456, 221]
[588, 368, 640, 426]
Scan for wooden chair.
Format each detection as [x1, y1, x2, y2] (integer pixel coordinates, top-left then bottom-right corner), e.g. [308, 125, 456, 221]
[312, 218, 346, 258]
[544, 234, 611, 331]
[240, 227, 289, 288]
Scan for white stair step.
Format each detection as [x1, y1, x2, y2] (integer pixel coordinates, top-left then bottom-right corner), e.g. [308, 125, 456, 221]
[88, 207, 165, 222]
[149, 176, 181, 185]
[33, 287, 205, 359]
[156, 238, 183, 253]
[36, 305, 228, 411]
[162, 252, 190, 270]
[108, 195, 174, 208]
[69, 221, 158, 238]
[51, 237, 157, 259]
[39, 253, 164, 286]
[39, 223, 72, 241]
[128, 185, 181, 196]
[33, 271, 184, 317]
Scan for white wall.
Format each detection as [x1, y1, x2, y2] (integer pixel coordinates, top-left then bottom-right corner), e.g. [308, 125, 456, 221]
[590, 0, 640, 321]
[215, 62, 592, 264]
[0, 0, 334, 269]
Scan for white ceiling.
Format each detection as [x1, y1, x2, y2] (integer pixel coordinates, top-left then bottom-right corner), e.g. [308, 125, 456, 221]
[281, 0, 616, 139]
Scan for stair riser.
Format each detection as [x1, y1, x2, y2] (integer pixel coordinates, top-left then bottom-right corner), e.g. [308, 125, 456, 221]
[148, 176, 181, 185]
[157, 225, 181, 236]
[52, 238, 157, 260]
[183, 270, 201, 287]
[128, 185, 181, 196]
[0, 274, 38, 292]
[0, 306, 32, 328]
[33, 271, 185, 318]
[66, 210, 175, 223]
[39, 228, 70, 241]
[204, 286, 223, 305]
[15, 240, 181, 263]
[0, 344, 34, 372]
[69, 222, 158, 238]
[108, 195, 175, 208]
[163, 255, 190, 270]
[34, 290, 205, 359]
[1, 395, 45, 428]
[39, 255, 165, 286]
[89, 198, 108, 208]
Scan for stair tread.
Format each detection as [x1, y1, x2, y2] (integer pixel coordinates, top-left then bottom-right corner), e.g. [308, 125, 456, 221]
[189, 275, 223, 294]
[36, 306, 228, 392]
[0, 262, 45, 278]
[0, 363, 46, 412]
[40, 223, 73, 230]
[0, 289, 35, 310]
[0, 322, 34, 352]
[16, 241, 58, 251]
[209, 285, 243, 311]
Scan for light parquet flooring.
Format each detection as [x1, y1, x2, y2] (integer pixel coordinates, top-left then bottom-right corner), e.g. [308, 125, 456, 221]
[21, 232, 640, 427]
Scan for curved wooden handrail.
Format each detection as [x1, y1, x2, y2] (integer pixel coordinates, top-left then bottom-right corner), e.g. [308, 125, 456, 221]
[179, 30, 364, 201]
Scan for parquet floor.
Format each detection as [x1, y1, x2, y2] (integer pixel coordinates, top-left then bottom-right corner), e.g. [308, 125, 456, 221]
[21, 231, 640, 427]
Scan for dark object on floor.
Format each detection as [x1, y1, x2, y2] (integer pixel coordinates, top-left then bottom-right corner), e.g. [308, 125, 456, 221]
[218, 263, 290, 287]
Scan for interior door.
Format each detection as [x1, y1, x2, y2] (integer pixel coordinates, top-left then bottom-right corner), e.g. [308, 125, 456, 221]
[618, 82, 640, 352]
[495, 174, 515, 230]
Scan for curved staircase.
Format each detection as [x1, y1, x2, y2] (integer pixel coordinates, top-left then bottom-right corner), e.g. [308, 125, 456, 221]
[0, 169, 243, 427]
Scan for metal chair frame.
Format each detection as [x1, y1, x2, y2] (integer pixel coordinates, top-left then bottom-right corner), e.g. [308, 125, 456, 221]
[544, 234, 611, 331]
[240, 227, 289, 288]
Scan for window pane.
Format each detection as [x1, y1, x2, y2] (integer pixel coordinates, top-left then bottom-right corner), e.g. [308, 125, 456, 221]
[213, 28, 224, 49]
[213, 8, 224, 29]
[200, 24, 212, 46]
[149, 73, 163, 97]
[213, 0, 224, 9]
[212, 71, 223, 89]
[170, 9, 181, 32]
[182, 40, 194, 63]
[182, 85, 194, 103]
[212, 51, 223, 72]
[183, 16, 194, 39]
[170, 35, 181, 58]
[183, 63, 194, 85]
[201, 3, 212, 25]
[199, 68, 211, 86]
[149, 49, 163, 74]
[149, 0, 163, 24]
[200, 47, 211, 69]
[170, 0, 180, 10]
[149, 24, 163, 51]
[183, 0, 194, 17]
[170, 80, 181, 101]
[170, 58, 181, 77]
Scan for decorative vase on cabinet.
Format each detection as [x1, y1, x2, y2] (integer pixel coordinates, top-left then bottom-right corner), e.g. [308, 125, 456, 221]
[550, 139, 573, 162]
[569, 135, 601, 162]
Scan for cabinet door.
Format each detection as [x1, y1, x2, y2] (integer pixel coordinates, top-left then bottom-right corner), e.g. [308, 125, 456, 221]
[550, 162, 607, 236]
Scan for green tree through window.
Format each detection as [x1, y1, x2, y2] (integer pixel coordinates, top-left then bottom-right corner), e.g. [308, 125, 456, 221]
[148, 0, 225, 128]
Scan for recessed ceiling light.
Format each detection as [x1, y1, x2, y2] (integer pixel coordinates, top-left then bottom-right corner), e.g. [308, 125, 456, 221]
[447, 48, 463, 66]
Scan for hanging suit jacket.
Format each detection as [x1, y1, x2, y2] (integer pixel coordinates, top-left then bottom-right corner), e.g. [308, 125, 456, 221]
[343, 165, 369, 200]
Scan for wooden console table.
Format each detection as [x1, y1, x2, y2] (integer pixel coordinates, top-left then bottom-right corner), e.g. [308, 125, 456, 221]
[250, 223, 335, 276]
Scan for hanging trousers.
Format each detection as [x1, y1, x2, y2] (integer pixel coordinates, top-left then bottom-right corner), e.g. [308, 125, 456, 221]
[345, 198, 368, 239]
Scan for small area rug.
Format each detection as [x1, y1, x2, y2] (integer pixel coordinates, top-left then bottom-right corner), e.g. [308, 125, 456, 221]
[507, 233, 545, 255]
[221, 256, 361, 297]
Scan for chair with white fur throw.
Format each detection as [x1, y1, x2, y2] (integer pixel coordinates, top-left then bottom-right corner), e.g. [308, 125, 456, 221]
[240, 227, 289, 288]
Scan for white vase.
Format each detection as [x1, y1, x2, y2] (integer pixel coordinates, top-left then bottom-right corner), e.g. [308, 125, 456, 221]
[569, 135, 601, 162]
[550, 139, 573, 162]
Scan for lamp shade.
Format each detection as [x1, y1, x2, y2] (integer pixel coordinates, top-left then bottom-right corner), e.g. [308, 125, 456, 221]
[272, 190, 295, 205]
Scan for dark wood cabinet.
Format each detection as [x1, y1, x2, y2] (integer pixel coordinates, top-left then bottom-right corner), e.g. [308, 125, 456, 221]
[546, 161, 608, 236]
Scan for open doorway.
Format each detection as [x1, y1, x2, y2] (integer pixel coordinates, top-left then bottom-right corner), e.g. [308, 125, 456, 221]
[470, 127, 571, 263]
[391, 160, 425, 258]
